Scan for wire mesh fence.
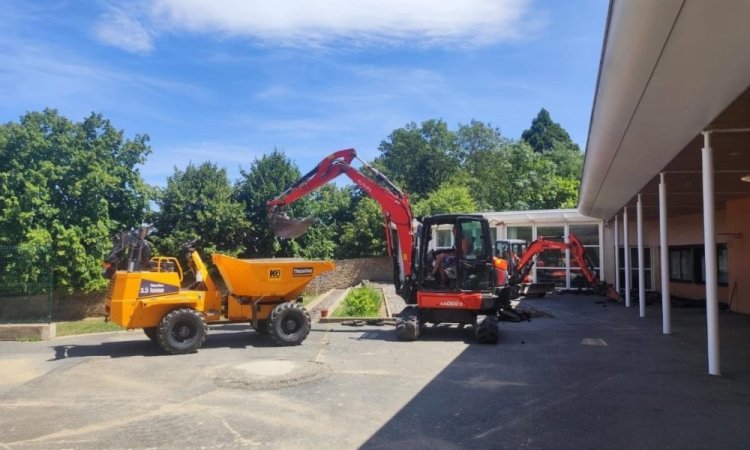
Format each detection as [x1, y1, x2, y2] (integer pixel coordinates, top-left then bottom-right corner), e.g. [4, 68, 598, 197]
[0, 245, 53, 323]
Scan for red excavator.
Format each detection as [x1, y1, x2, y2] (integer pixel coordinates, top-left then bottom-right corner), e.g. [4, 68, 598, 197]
[268, 148, 511, 343]
[496, 234, 620, 301]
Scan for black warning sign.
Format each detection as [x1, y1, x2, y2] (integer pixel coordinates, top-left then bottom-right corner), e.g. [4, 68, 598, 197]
[293, 267, 314, 277]
[138, 280, 179, 298]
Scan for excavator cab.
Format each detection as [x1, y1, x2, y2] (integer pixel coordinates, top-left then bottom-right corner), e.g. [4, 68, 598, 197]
[417, 215, 495, 293]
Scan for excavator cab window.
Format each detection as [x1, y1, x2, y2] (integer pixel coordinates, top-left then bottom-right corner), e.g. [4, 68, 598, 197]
[457, 217, 493, 291]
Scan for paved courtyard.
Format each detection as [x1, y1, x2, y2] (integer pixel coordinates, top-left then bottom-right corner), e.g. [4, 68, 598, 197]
[1, 290, 749, 449]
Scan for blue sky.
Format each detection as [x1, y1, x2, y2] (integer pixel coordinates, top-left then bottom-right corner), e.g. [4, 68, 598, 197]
[0, 0, 608, 186]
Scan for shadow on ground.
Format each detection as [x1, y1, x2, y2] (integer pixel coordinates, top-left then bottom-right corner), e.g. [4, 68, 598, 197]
[362, 295, 750, 449]
[48, 327, 291, 360]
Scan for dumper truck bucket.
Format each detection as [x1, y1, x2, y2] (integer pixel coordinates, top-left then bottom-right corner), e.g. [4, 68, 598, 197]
[269, 210, 317, 239]
[212, 253, 335, 299]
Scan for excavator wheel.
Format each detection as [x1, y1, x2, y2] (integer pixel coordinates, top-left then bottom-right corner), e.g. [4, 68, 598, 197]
[157, 308, 208, 354]
[475, 315, 499, 344]
[395, 306, 420, 341]
[267, 302, 311, 346]
[143, 327, 158, 343]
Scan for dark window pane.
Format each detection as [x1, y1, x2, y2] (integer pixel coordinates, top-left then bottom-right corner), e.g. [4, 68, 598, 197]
[569, 224, 599, 245]
[537, 226, 564, 240]
[537, 268, 566, 287]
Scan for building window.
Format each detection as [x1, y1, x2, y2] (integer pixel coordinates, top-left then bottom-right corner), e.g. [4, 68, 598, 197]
[618, 247, 653, 290]
[669, 247, 693, 282]
[570, 224, 601, 288]
[507, 226, 532, 242]
[670, 244, 728, 286]
[437, 229, 452, 248]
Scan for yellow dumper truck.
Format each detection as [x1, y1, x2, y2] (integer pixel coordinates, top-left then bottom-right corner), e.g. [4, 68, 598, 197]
[103, 227, 334, 354]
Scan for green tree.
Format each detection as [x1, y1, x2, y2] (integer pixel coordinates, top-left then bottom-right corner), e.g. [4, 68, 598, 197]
[521, 108, 580, 153]
[297, 185, 354, 260]
[413, 184, 478, 217]
[375, 119, 460, 198]
[152, 162, 248, 258]
[339, 197, 387, 258]
[235, 150, 309, 257]
[0, 109, 151, 292]
[456, 119, 507, 162]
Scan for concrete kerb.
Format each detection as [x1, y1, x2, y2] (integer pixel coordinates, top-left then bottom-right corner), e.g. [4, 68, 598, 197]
[324, 287, 351, 317]
[318, 285, 395, 324]
[0, 323, 56, 340]
[303, 288, 337, 312]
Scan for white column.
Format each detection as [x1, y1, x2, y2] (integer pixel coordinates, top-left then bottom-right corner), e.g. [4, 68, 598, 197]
[564, 223, 571, 289]
[624, 207, 631, 308]
[614, 214, 620, 293]
[531, 224, 538, 284]
[659, 173, 671, 334]
[599, 222, 605, 282]
[702, 131, 720, 376]
[637, 193, 646, 317]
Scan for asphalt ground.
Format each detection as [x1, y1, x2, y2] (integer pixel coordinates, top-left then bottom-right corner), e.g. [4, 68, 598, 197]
[1, 294, 749, 449]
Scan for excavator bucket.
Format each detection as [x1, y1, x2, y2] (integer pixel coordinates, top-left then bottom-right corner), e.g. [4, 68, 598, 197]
[269, 210, 317, 239]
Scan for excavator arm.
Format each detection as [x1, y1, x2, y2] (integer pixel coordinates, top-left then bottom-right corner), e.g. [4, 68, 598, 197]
[513, 234, 620, 301]
[267, 148, 415, 292]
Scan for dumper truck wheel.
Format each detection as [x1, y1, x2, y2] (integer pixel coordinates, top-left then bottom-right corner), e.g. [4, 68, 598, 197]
[475, 315, 499, 344]
[157, 308, 207, 354]
[143, 327, 158, 343]
[268, 302, 310, 346]
[254, 319, 270, 335]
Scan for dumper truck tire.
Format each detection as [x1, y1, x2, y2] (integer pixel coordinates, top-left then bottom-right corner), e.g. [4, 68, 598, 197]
[254, 319, 270, 335]
[143, 327, 158, 343]
[268, 302, 311, 346]
[157, 308, 207, 354]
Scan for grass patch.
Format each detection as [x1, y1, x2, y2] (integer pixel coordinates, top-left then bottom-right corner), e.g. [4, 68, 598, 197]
[333, 285, 382, 317]
[56, 318, 124, 336]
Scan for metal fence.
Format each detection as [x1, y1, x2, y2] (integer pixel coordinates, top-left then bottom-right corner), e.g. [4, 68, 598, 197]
[0, 245, 53, 323]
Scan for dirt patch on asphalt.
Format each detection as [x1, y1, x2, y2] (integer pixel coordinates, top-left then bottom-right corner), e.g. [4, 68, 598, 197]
[210, 359, 331, 390]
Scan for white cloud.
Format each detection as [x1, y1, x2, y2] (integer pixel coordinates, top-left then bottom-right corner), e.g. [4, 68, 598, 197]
[94, 7, 155, 53]
[95, 0, 534, 51]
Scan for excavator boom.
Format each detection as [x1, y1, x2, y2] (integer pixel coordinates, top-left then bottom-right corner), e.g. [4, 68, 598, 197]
[513, 234, 620, 301]
[267, 149, 414, 285]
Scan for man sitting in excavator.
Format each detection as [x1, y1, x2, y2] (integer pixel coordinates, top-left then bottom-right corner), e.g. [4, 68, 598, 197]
[432, 227, 471, 287]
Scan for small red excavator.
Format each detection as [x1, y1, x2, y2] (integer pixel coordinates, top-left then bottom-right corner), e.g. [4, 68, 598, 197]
[268, 148, 512, 343]
[496, 234, 620, 301]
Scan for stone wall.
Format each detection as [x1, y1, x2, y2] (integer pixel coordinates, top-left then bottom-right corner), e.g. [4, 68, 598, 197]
[304, 256, 393, 295]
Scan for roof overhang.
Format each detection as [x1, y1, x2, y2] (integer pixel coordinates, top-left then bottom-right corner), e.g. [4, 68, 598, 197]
[579, 0, 750, 219]
[483, 209, 600, 226]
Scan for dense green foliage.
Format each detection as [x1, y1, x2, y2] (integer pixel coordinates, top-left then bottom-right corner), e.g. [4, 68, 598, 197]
[152, 162, 248, 257]
[521, 108, 580, 153]
[375, 119, 461, 198]
[333, 285, 383, 317]
[235, 150, 308, 257]
[0, 109, 151, 292]
[1, 108, 583, 292]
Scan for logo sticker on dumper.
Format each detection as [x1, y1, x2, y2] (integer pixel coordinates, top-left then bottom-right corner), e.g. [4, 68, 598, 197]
[269, 269, 282, 280]
[293, 267, 314, 277]
[138, 280, 179, 298]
